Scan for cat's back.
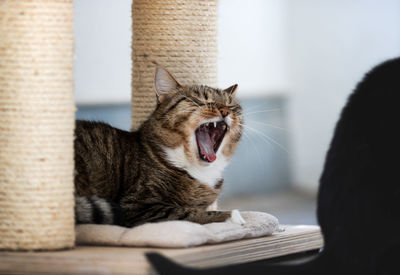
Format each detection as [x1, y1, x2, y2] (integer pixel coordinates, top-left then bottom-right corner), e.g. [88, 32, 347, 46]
[74, 120, 135, 198]
[75, 120, 131, 159]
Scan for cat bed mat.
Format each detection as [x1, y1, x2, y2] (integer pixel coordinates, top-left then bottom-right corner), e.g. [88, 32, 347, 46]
[75, 211, 279, 248]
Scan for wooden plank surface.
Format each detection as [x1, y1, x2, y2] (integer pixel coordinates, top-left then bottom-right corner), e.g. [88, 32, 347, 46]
[0, 225, 323, 275]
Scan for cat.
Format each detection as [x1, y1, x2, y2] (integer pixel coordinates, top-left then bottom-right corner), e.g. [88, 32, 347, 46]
[74, 66, 246, 227]
[147, 57, 400, 275]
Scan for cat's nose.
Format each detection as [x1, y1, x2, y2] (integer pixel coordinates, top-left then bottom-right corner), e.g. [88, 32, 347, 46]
[220, 108, 230, 118]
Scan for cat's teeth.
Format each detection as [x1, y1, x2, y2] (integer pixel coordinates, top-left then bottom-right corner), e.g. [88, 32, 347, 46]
[214, 122, 217, 128]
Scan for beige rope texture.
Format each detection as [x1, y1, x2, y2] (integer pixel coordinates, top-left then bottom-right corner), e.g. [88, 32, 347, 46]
[131, 0, 218, 130]
[0, 0, 75, 250]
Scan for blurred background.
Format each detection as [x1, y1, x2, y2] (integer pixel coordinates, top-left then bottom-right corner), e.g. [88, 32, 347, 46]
[74, 0, 400, 225]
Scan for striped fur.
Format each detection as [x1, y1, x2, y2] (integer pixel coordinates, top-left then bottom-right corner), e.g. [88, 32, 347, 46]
[75, 196, 124, 225]
[74, 67, 243, 227]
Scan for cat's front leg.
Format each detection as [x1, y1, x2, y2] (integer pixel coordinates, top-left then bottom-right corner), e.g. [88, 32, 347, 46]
[204, 203, 246, 224]
[120, 200, 245, 226]
[177, 208, 245, 225]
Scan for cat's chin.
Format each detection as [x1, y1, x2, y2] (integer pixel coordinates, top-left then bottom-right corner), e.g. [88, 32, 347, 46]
[195, 120, 227, 163]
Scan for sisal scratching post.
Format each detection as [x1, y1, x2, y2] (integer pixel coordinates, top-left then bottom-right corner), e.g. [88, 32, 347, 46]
[131, 0, 218, 130]
[0, 0, 75, 250]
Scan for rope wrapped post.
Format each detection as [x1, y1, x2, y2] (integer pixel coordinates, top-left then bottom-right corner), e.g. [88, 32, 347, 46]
[0, 0, 75, 250]
[131, 0, 218, 130]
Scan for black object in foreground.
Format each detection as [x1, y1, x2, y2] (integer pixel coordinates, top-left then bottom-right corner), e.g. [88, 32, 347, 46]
[148, 57, 400, 275]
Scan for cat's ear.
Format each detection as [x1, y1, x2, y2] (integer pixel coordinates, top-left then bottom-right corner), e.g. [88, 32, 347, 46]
[223, 84, 238, 97]
[154, 66, 181, 104]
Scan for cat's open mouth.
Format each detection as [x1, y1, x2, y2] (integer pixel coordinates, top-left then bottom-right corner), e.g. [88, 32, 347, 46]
[195, 121, 228, 163]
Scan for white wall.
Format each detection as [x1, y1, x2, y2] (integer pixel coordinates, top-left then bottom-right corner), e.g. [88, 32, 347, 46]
[218, 0, 288, 95]
[286, 0, 400, 193]
[74, 0, 131, 104]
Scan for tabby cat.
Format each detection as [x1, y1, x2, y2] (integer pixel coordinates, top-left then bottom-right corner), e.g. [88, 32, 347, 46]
[147, 57, 400, 274]
[74, 66, 245, 227]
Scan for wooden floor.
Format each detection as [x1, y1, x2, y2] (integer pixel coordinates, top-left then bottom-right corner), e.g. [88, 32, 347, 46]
[0, 225, 323, 275]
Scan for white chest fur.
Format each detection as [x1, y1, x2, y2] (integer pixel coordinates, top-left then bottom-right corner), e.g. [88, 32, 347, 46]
[162, 136, 229, 188]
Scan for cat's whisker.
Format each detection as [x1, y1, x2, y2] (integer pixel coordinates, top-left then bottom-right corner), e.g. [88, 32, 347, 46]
[241, 130, 264, 167]
[244, 120, 291, 133]
[245, 108, 281, 116]
[225, 126, 264, 168]
[238, 123, 288, 153]
[243, 103, 277, 112]
[241, 103, 264, 112]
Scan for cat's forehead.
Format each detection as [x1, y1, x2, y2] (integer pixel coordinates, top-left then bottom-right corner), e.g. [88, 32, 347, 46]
[185, 85, 231, 103]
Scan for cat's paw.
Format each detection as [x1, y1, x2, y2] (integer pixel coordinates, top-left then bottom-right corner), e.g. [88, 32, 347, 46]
[228, 209, 246, 225]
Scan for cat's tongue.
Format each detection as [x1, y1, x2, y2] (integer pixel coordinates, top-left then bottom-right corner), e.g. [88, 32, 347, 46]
[196, 127, 217, 162]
